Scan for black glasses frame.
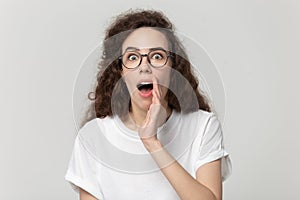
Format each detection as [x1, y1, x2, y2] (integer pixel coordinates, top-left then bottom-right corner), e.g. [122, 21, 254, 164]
[118, 49, 173, 69]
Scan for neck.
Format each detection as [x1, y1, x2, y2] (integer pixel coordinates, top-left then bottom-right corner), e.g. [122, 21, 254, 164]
[130, 106, 148, 127]
[129, 102, 172, 128]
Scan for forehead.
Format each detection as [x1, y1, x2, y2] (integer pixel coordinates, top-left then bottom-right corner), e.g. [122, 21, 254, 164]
[122, 27, 169, 52]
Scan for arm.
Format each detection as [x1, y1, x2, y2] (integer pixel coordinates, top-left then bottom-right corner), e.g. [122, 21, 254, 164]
[142, 140, 222, 200]
[140, 78, 222, 200]
[79, 188, 98, 200]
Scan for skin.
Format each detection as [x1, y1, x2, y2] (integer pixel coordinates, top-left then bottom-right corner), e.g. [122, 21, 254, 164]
[121, 28, 172, 128]
[80, 27, 223, 200]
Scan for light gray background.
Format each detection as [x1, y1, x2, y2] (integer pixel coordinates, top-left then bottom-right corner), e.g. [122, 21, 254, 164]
[1, 0, 299, 199]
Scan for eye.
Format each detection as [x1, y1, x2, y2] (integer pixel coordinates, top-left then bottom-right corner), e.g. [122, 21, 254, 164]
[152, 53, 163, 60]
[128, 54, 138, 61]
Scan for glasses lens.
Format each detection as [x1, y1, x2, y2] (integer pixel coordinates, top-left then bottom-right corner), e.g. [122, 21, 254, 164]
[121, 49, 168, 69]
[149, 50, 168, 67]
[122, 51, 140, 69]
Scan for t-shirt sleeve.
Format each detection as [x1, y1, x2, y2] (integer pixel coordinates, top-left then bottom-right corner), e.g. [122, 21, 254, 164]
[64, 135, 104, 200]
[193, 113, 232, 181]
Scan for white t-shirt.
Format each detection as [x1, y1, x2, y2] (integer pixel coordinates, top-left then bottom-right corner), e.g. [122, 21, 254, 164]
[64, 110, 232, 200]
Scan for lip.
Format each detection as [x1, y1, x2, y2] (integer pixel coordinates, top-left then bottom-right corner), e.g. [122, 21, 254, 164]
[136, 79, 153, 86]
[138, 90, 152, 98]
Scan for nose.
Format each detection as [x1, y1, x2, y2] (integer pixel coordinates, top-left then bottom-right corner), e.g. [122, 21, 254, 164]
[140, 54, 150, 65]
[139, 55, 152, 73]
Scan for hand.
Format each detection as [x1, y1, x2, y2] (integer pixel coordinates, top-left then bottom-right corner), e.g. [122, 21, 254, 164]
[138, 77, 167, 151]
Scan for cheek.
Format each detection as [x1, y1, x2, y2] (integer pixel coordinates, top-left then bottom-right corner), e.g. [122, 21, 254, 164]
[122, 71, 137, 94]
[154, 67, 171, 88]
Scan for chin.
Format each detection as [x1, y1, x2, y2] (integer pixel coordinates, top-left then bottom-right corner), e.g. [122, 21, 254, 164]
[131, 92, 152, 111]
[138, 99, 153, 111]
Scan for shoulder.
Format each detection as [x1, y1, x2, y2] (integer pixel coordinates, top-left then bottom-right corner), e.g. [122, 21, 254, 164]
[177, 110, 222, 140]
[74, 117, 116, 163]
[78, 118, 98, 135]
[77, 116, 114, 139]
[181, 109, 217, 125]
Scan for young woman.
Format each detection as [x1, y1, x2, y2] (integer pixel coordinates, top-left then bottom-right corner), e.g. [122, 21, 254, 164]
[65, 9, 231, 200]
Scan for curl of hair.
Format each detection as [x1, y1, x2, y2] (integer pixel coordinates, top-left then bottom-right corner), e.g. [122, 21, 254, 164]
[83, 9, 211, 126]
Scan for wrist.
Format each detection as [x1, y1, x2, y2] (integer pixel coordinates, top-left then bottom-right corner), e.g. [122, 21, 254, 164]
[141, 138, 163, 152]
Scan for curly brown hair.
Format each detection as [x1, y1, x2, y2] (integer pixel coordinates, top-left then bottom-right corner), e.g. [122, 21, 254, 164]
[83, 9, 211, 126]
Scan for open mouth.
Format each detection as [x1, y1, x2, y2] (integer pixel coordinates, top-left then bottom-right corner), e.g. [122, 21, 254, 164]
[137, 82, 153, 94]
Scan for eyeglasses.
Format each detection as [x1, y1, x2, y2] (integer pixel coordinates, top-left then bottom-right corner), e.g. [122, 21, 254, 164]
[119, 48, 172, 69]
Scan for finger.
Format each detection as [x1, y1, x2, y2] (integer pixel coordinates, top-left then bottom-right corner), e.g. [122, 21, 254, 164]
[154, 77, 163, 98]
[152, 77, 160, 104]
[152, 76, 159, 92]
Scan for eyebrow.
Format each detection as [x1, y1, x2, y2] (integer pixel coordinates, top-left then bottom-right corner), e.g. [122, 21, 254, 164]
[124, 47, 140, 52]
[124, 47, 166, 52]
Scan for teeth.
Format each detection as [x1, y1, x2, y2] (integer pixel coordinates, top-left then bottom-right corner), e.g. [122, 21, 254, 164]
[139, 82, 152, 85]
[137, 82, 153, 90]
[137, 82, 152, 87]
